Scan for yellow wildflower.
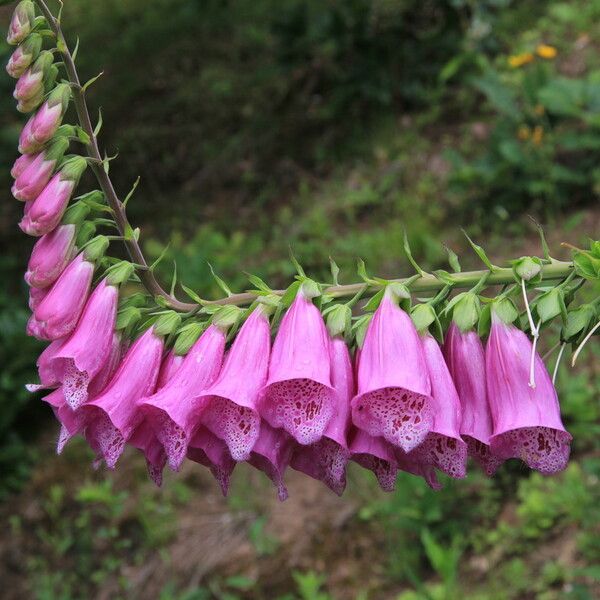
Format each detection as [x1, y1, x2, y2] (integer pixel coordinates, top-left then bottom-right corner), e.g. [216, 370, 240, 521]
[532, 125, 544, 145]
[534, 104, 545, 116]
[536, 44, 557, 59]
[508, 53, 534, 68]
[517, 125, 531, 141]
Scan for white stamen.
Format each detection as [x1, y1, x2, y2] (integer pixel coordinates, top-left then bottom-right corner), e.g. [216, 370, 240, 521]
[572, 320, 600, 367]
[528, 318, 542, 389]
[521, 278, 538, 337]
[552, 343, 566, 385]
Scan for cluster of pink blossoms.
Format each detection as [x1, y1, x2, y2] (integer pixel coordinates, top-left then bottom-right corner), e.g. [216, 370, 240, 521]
[7, 1, 571, 499]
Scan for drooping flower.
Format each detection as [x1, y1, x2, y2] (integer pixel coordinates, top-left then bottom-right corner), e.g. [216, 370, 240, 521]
[139, 325, 226, 471]
[290, 336, 352, 495]
[28, 283, 48, 311]
[486, 313, 572, 474]
[247, 421, 294, 501]
[81, 328, 164, 468]
[349, 428, 398, 492]
[408, 333, 467, 479]
[6, 1, 34, 46]
[25, 223, 77, 288]
[187, 426, 237, 496]
[6, 33, 42, 78]
[156, 351, 185, 389]
[394, 448, 442, 491]
[13, 50, 53, 107]
[44, 333, 123, 454]
[351, 291, 433, 452]
[29, 250, 96, 340]
[12, 136, 69, 202]
[28, 337, 65, 391]
[19, 156, 87, 237]
[443, 323, 503, 476]
[198, 306, 271, 460]
[18, 83, 70, 154]
[260, 286, 335, 445]
[47, 278, 119, 409]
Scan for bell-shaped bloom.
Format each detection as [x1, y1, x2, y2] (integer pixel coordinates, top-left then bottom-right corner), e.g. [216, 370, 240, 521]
[7, 1, 34, 45]
[30, 252, 94, 340]
[394, 448, 442, 491]
[19, 157, 86, 237]
[25, 224, 76, 288]
[259, 290, 335, 445]
[47, 279, 118, 409]
[12, 136, 68, 202]
[81, 328, 164, 468]
[11, 152, 36, 179]
[349, 428, 398, 492]
[248, 421, 294, 501]
[44, 333, 123, 455]
[443, 323, 503, 476]
[18, 83, 70, 153]
[187, 426, 237, 497]
[139, 325, 226, 472]
[131, 347, 182, 487]
[486, 315, 572, 474]
[198, 307, 270, 460]
[6, 32, 41, 78]
[408, 334, 467, 479]
[290, 336, 352, 496]
[351, 295, 433, 452]
[28, 338, 65, 391]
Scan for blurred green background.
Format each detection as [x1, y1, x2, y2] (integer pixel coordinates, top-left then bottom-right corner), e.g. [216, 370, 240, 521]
[1, 1, 599, 598]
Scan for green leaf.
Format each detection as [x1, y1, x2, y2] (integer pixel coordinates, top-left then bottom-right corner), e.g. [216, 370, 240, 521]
[279, 281, 301, 308]
[493, 297, 519, 325]
[81, 71, 104, 93]
[181, 284, 204, 305]
[462, 230, 495, 271]
[444, 244, 461, 273]
[329, 257, 340, 286]
[403, 230, 427, 277]
[245, 273, 271, 293]
[453, 293, 480, 332]
[512, 256, 542, 281]
[363, 289, 385, 312]
[149, 243, 171, 271]
[478, 303, 492, 338]
[536, 289, 563, 323]
[122, 176, 140, 208]
[289, 248, 306, 278]
[410, 303, 436, 334]
[573, 251, 600, 280]
[562, 304, 595, 341]
[208, 263, 233, 297]
[93, 108, 103, 136]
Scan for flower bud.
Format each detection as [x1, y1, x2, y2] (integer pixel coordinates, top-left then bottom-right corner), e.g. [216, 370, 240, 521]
[7, 1, 35, 46]
[14, 50, 53, 105]
[12, 136, 69, 201]
[10, 152, 36, 179]
[105, 261, 134, 286]
[82, 235, 109, 262]
[62, 201, 91, 227]
[18, 83, 71, 153]
[154, 311, 182, 337]
[325, 303, 351, 338]
[6, 33, 42, 78]
[19, 156, 87, 236]
[16, 87, 44, 114]
[25, 223, 77, 288]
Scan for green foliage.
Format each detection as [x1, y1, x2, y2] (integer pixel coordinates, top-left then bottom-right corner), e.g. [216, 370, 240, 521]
[448, 0, 600, 219]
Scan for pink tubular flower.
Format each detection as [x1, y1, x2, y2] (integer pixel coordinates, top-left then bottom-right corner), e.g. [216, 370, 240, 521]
[47, 279, 118, 409]
[444, 323, 503, 476]
[13, 50, 52, 105]
[31, 252, 95, 340]
[25, 224, 77, 288]
[139, 325, 226, 472]
[198, 306, 271, 460]
[18, 83, 70, 153]
[7, 1, 34, 45]
[351, 293, 433, 452]
[44, 334, 124, 455]
[27, 338, 64, 391]
[259, 288, 335, 445]
[486, 314, 572, 474]
[349, 428, 398, 492]
[12, 136, 69, 202]
[248, 421, 294, 501]
[187, 427, 237, 496]
[19, 157, 87, 237]
[290, 336, 352, 496]
[81, 328, 164, 468]
[408, 334, 467, 479]
[6, 32, 42, 78]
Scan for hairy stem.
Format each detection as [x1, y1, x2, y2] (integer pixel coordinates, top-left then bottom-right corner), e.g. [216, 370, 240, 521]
[37, 0, 196, 311]
[35, 1, 577, 312]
